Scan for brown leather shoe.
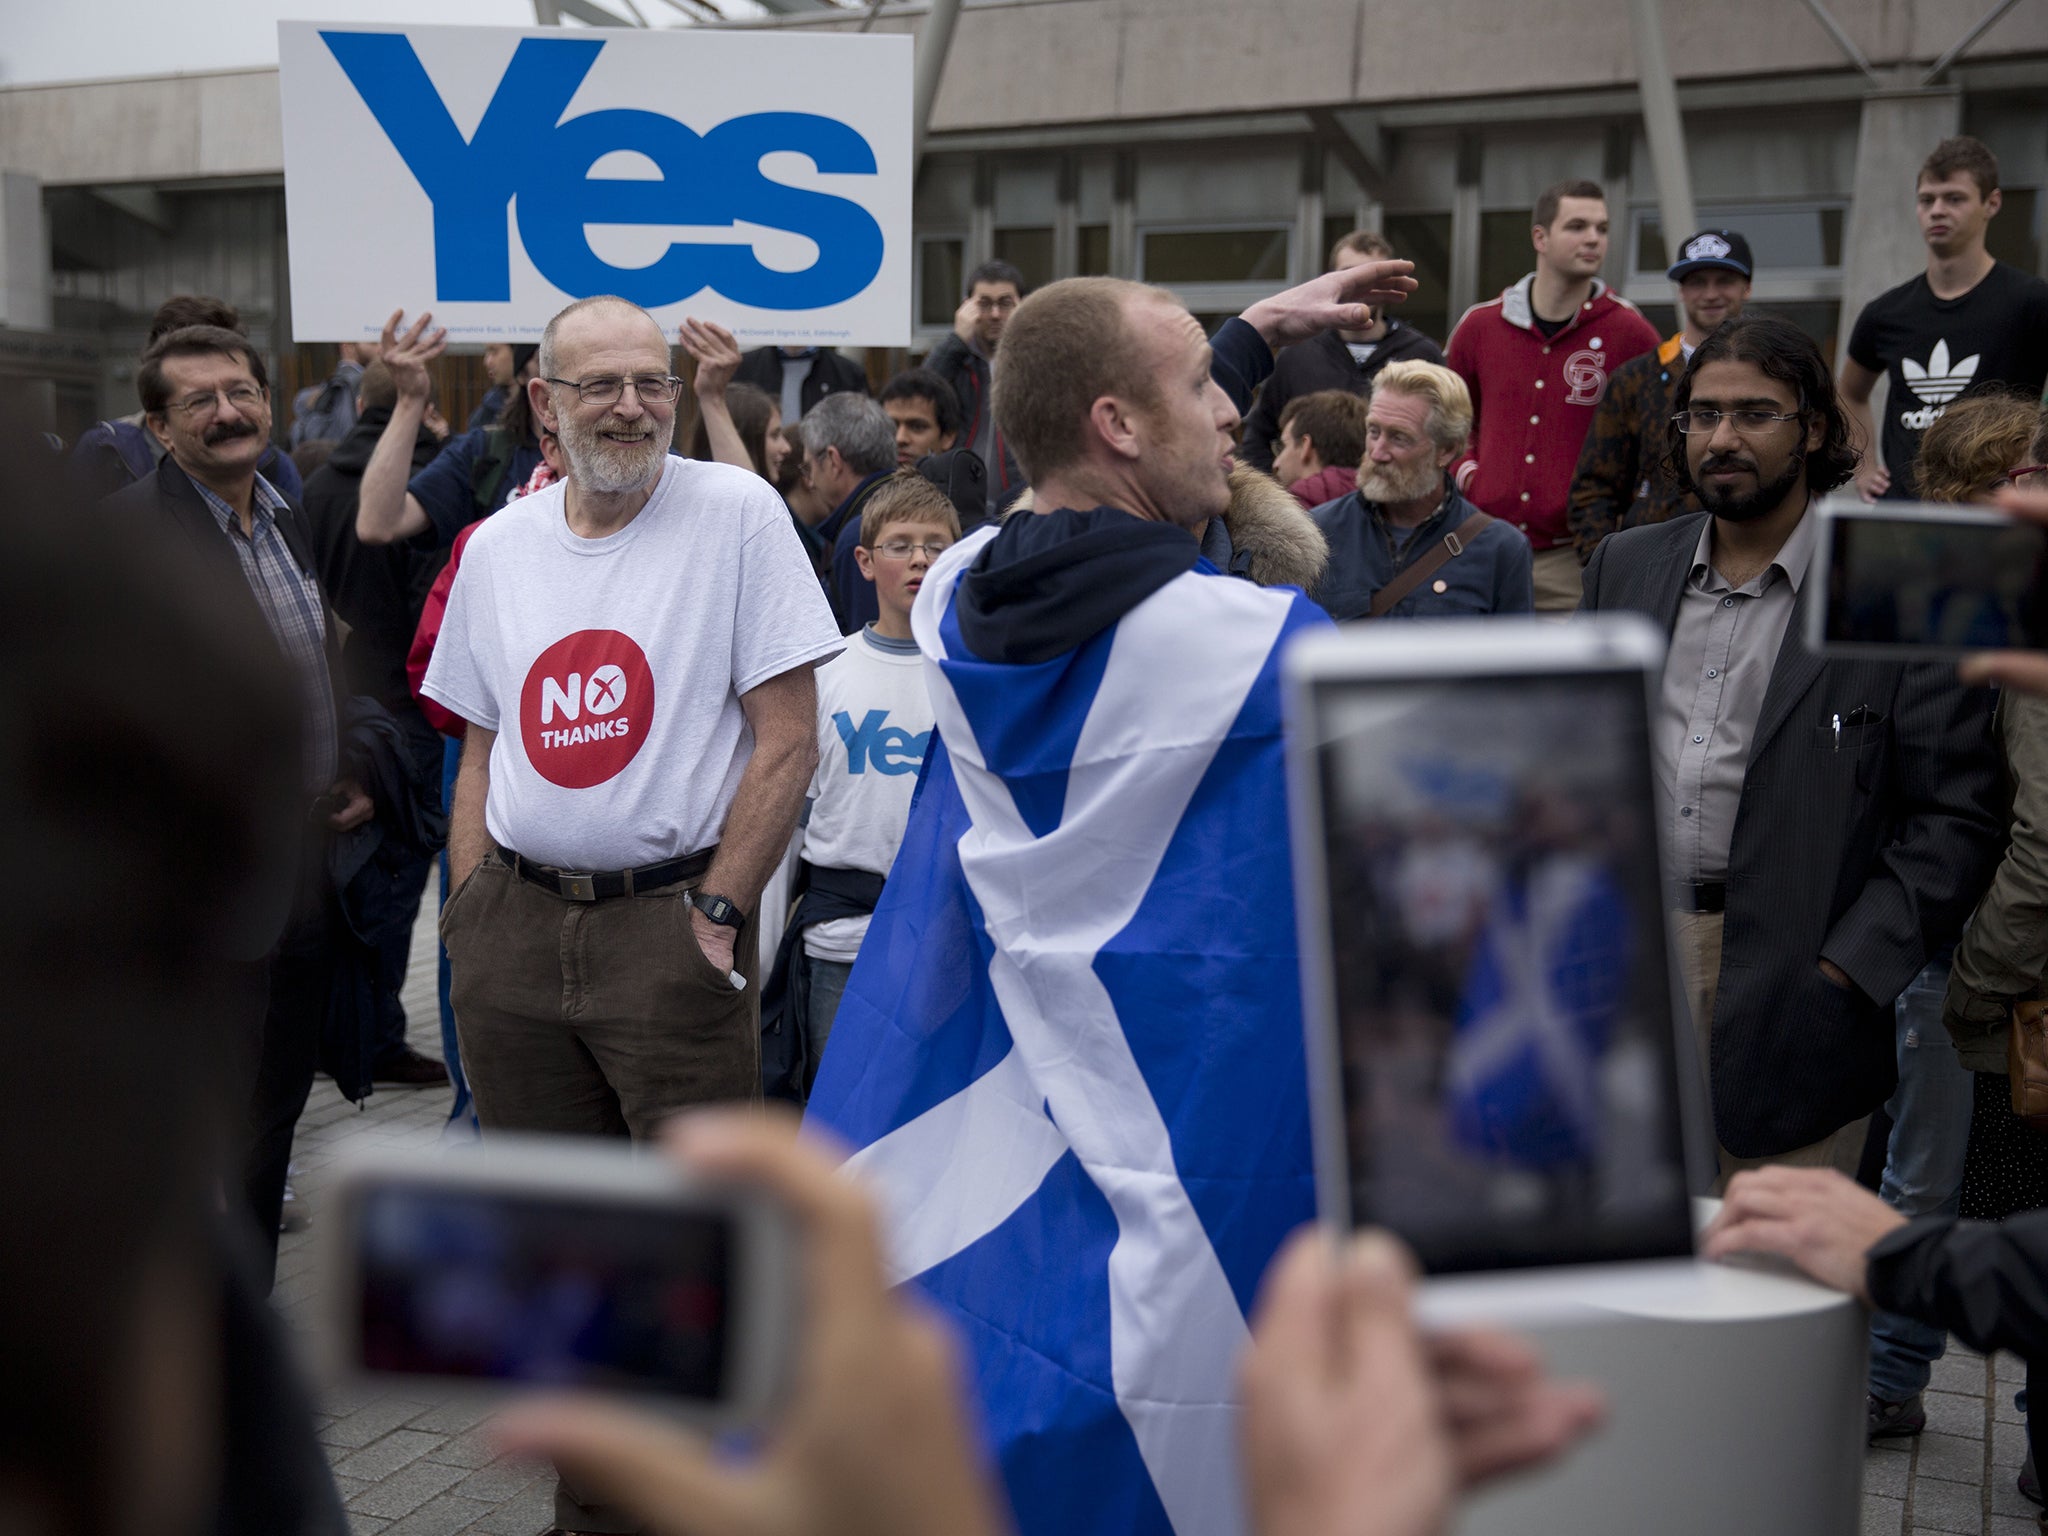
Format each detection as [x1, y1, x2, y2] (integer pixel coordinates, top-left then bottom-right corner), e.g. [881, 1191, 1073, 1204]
[372, 1047, 450, 1087]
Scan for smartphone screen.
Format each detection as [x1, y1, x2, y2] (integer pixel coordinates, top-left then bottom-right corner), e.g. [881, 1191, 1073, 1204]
[1310, 668, 1693, 1273]
[1821, 508, 2048, 654]
[353, 1180, 733, 1399]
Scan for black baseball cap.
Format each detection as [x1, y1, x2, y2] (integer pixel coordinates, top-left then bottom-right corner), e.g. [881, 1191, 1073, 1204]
[1667, 229, 1754, 280]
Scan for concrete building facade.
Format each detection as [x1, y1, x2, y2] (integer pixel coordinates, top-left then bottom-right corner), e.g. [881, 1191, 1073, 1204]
[1, 0, 2042, 444]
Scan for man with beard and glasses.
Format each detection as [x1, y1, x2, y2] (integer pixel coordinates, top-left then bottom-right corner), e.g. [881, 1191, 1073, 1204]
[1580, 314, 2002, 1191]
[100, 323, 375, 1283]
[1305, 359, 1532, 620]
[420, 291, 842, 1536]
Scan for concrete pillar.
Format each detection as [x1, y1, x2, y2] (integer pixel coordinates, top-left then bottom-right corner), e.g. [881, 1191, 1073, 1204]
[0, 171, 53, 331]
[1294, 142, 1325, 285]
[1836, 87, 1960, 476]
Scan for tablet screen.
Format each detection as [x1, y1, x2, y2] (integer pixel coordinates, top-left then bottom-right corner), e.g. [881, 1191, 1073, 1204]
[1310, 667, 1693, 1272]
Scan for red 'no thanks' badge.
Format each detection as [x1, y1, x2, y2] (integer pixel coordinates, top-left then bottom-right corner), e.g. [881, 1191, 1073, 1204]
[519, 629, 655, 789]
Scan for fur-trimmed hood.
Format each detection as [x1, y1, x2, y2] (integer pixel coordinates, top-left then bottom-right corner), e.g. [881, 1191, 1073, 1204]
[1221, 464, 1329, 590]
[1003, 468, 1329, 592]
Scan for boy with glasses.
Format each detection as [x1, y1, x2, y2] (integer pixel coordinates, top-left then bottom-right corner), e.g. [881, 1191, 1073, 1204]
[766, 473, 959, 1094]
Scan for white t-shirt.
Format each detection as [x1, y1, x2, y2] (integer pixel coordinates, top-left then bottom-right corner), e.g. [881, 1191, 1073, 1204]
[423, 456, 843, 870]
[800, 626, 932, 961]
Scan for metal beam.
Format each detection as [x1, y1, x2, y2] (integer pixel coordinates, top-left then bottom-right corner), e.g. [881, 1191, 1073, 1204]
[1630, 0, 1696, 254]
[553, 0, 637, 24]
[1922, 0, 2026, 84]
[1796, 0, 1885, 84]
[911, 0, 963, 169]
[86, 184, 174, 233]
[1306, 108, 1390, 205]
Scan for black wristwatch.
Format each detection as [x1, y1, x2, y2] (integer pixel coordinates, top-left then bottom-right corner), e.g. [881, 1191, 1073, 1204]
[691, 891, 746, 929]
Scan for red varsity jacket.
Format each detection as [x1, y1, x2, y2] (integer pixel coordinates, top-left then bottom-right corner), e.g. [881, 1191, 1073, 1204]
[1444, 275, 1659, 551]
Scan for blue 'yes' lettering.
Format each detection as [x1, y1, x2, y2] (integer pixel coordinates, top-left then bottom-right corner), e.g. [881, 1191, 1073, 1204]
[833, 710, 928, 776]
[320, 32, 885, 310]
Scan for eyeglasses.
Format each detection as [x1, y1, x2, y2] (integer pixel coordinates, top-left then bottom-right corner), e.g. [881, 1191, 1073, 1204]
[1996, 464, 2048, 489]
[873, 539, 953, 560]
[164, 384, 266, 420]
[972, 296, 1019, 313]
[542, 374, 683, 406]
[1673, 408, 1803, 435]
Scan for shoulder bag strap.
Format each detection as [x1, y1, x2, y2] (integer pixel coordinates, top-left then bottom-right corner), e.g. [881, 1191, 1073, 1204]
[1367, 511, 1496, 619]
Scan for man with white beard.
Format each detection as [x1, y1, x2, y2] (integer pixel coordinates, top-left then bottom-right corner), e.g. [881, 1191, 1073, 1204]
[1305, 359, 1533, 620]
[424, 292, 840, 1136]
[423, 295, 842, 1528]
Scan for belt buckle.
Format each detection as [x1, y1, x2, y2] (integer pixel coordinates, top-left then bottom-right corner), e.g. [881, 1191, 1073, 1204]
[559, 872, 598, 902]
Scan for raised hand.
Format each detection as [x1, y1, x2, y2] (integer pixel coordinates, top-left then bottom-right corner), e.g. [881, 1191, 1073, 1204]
[1240, 261, 1421, 350]
[378, 308, 448, 401]
[678, 317, 744, 402]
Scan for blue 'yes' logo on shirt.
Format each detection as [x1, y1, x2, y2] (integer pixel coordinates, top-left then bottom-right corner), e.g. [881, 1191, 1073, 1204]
[320, 32, 886, 311]
[834, 710, 927, 776]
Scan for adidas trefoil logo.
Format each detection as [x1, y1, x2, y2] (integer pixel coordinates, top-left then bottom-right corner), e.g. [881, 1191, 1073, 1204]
[1899, 338, 1980, 430]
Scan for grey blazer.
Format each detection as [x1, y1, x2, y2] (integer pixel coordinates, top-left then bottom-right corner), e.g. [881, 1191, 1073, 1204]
[1582, 512, 2004, 1156]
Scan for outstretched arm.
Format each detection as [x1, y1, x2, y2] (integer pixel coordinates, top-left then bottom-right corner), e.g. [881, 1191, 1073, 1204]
[356, 309, 447, 545]
[679, 317, 755, 473]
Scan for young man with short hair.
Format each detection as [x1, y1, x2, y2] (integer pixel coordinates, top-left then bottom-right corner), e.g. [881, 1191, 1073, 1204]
[1272, 389, 1370, 508]
[1239, 229, 1446, 474]
[1446, 179, 1661, 612]
[1569, 229, 1754, 561]
[770, 473, 959, 1092]
[927, 258, 1029, 518]
[878, 368, 963, 468]
[1306, 359, 1532, 620]
[1842, 135, 2048, 501]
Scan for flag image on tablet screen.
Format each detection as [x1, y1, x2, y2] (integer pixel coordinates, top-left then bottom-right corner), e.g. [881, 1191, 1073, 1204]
[1285, 618, 1700, 1275]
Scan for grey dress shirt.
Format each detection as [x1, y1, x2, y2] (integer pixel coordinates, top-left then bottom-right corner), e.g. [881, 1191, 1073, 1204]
[1655, 505, 1820, 882]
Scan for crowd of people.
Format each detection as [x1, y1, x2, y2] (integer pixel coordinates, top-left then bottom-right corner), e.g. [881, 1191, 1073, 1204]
[9, 126, 2048, 1536]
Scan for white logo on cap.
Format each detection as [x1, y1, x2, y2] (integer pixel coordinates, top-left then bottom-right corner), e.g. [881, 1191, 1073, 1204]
[1685, 234, 1733, 261]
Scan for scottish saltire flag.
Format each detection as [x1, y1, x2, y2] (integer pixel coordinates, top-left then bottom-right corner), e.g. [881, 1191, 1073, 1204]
[807, 523, 1329, 1536]
[1448, 854, 1632, 1168]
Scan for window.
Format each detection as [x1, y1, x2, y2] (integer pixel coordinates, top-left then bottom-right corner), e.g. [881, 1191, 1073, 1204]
[1382, 212, 1453, 345]
[1139, 225, 1291, 285]
[1478, 210, 1538, 307]
[1987, 188, 2041, 279]
[918, 236, 965, 329]
[1078, 224, 1113, 276]
[993, 227, 1055, 292]
[1633, 203, 1846, 280]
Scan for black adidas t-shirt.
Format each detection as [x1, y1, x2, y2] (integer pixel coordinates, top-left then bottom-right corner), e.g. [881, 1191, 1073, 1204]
[1848, 261, 2048, 498]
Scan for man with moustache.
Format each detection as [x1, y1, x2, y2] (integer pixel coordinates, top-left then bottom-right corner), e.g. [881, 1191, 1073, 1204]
[1306, 359, 1532, 620]
[424, 294, 842, 1530]
[100, 323, 373, 1280]
[1579, 314, 2001, 1185]
[1568, 229, 1754, 560]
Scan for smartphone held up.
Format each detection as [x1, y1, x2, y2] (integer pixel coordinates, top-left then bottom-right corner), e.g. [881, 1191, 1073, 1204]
[1811, 496, 2048, 659]
[321, 1136, 801, 1427]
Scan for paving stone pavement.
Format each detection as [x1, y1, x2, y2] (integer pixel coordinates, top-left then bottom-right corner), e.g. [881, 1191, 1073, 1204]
[273, 872, 2038, 1535]
[273, 868, 558, 1536]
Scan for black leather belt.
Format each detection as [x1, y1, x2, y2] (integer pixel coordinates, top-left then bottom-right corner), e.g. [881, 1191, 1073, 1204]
[1674, 879, 1726, 914]
[498, 844, 714, 902]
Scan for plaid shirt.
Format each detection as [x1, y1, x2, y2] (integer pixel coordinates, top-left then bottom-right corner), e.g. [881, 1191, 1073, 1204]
[194, 472, 338, 789]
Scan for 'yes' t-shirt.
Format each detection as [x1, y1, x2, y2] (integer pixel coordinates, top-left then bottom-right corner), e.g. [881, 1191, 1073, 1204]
[800, 626, 932, 961]
[1848, 261, 2048, 497]
[423, 455, 843, 870]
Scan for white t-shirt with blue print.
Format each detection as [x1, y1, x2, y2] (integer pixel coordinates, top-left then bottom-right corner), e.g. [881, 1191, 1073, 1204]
[801, 625, 932, 961]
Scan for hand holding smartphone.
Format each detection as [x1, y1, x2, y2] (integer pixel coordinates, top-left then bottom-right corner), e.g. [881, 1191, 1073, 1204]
[325, 1112, 1011, 1536]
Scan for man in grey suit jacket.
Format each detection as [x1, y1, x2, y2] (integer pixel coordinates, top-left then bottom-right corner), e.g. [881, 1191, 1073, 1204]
[1580, 315, 2001, 1178]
